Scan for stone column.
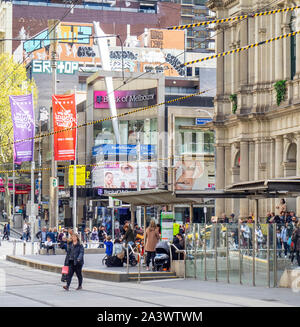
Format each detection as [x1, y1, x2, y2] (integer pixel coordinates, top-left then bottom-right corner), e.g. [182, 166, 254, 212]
[282, 23, 291, 80]
[295, 9, 300, 77]
[275, 135, 284, 178]
[216, 26, 224, 95]
[275, 12, 283, 80]
[240, 19, 248, 86]
[240, 141, 249, 217]
[224, 145, 231, 214]
[248, 141, 255, 181]
[254, 139, 260, 180]
[216, 145, 225, 216]
[296, 133, 300, 216]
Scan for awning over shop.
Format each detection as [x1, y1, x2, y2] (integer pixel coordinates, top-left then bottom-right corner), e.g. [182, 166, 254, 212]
[110, 179, 300, 205]
[109, 189, 197, 206]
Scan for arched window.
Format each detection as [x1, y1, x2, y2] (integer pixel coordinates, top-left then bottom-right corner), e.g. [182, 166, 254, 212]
[290, 12, 296, 80]
[234, 151, 240, 168]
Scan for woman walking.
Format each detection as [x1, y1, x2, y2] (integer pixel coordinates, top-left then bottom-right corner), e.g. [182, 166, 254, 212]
[292, 221, 300, 267]
[63, 233, 84, 291]
[145, 219, 160, 271]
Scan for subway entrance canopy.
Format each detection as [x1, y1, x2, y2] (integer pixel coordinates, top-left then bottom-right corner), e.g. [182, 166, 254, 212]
[110, 179, 300, 206]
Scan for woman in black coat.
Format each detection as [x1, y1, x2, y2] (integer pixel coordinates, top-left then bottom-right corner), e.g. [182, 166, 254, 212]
[63, 233, 84, 291]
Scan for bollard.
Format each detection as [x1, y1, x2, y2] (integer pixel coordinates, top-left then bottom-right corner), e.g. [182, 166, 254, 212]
[23, 241, 26, 256]
[31, 242, 34, 255]
[138, 253, 141, 284]
[126, 245, 129, 274]
[204, 224, 207, 281]
[13, 239, 16, 256]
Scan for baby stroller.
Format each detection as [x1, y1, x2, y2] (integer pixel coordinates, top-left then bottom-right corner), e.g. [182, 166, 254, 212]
[153, 241, 170, 271]
[123, 243, 138, 267]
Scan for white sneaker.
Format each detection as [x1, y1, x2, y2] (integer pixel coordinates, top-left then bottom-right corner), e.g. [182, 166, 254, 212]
[146, 267, 150, 271]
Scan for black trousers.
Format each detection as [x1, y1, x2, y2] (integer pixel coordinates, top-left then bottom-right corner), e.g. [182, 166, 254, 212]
[67, 261, 83, 287]
[46, 245, 55, 254]
[146, 251, 156, 267]
[297, 251, 300, 266]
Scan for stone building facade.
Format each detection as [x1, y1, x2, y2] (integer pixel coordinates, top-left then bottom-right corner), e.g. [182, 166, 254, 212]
[207, 0, 300, 218]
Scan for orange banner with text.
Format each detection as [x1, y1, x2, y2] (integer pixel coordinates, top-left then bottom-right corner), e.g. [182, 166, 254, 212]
[52, 94, 77, 161]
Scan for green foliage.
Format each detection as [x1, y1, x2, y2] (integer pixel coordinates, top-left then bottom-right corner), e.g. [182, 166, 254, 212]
[229, 94, 237, 114]
[0, 53, 37, 165]
[0, 53, 37, 219]
[274, 80, 286, 106]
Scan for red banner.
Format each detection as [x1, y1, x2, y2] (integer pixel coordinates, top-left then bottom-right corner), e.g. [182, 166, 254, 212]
[52, 94, 77, 161]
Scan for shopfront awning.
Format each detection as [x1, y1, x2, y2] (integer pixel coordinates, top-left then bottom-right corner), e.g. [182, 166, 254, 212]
[110, 179, 300, 206]
[109, 189, 197, 206]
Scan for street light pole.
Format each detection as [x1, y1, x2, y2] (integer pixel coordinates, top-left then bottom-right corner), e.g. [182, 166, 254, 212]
[136, 131, 141, 227]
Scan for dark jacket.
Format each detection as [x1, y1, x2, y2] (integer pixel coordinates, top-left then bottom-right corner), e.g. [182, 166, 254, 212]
[292, 228, 300, 251]
[64, 242, 84, 266]
[46, 232, 55, 243]
[123, 226, 135, 244]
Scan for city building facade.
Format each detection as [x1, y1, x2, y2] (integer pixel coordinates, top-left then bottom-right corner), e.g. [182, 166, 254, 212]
[208, 0, 300, 218]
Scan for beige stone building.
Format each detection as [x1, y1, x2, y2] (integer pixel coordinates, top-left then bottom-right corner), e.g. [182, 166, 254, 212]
[207, 0, 300, 218]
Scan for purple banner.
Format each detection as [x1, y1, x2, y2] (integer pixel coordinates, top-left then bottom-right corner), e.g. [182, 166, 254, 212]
[94, 88, 157, 109]
[9, 94, 35, 162]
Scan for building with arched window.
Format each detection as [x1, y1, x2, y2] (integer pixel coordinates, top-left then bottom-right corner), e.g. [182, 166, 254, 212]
[207, 0, 300, 218]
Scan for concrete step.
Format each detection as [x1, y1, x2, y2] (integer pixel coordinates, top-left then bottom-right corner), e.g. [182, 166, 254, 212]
[128, 275, 178, 281]
[127, 271, 178, 281]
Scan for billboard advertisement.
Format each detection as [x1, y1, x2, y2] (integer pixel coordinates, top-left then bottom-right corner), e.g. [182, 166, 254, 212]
[92, 161, 157, 189]
[94, 88, 157, 109]
[52, 94, 77, 161]
[9, 94, 35, 162]
[174, 158, 215, 191]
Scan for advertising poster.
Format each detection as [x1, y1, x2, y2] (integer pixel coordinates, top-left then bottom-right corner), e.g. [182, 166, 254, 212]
[52, 94, 77, 161]
[92, 161, 157, 189]
[174, 159, 215, 190]
[161, 212, 174, 242]
[9, 94, 35, 162]
[68, 165, 86, 186]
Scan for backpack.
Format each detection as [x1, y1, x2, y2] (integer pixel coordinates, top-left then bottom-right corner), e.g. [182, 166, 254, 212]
[105, 256, 123, 267]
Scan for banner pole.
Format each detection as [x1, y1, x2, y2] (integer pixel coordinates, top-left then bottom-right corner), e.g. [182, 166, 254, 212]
[73, 97, 77, 233]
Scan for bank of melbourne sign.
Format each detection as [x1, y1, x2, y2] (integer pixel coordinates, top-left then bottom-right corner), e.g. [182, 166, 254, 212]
[94, 88, 157, 109]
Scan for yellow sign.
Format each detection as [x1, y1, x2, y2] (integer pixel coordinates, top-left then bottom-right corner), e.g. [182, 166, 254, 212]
[173, 223, 180, 236]
[69, 165, 86, 186]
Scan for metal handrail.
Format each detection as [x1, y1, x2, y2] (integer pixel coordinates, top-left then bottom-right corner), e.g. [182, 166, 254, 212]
[126, 243, 142, 283]
[169, 243, 186, 279]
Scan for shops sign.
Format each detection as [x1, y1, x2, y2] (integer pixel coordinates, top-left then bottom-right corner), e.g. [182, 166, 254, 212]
[94, 88, 157, 109]
[32, 60, 79, 75]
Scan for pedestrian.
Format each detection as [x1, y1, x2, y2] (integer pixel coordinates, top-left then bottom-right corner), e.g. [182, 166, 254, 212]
[122, 223, 135, 247]
[114, 219, 120, 238]
[292, 221, 300, 267]
[63, 233, 84, 291]
[6, 221, 10, 239]
[47, 228, 55, 243]
[144, 219, 160, 271]
[104, 236, 113, 257]
[173, 233, 185, 260]
[36, 227, 48, 249]
[97, 226, 106, 248]
[281, 223, 290, 258]
[2, 224, 8, 240]
[22, 221, 28, 241]
[45, 236, 55, 255]
[276, 227, 282, 257]
[53, 227, 58, 243]
[91, 227, 99, 241]
[26, 223, 31, 241]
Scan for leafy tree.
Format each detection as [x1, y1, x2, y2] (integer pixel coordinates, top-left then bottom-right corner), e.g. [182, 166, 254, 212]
[0, 53, 37, 221]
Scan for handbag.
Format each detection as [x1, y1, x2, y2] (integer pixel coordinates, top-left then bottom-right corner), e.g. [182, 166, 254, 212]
[61, 265, 69, 283]
[287, 237, 292, 246]
[62, 265, 69, 274]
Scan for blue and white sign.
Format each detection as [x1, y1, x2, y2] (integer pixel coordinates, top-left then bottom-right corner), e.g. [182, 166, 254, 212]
[92, 144, 156, 157]
[195, 118, 212, 125]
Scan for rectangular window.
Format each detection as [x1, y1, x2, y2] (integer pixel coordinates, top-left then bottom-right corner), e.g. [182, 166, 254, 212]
[187, 67, 193, 76]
